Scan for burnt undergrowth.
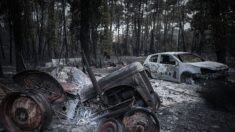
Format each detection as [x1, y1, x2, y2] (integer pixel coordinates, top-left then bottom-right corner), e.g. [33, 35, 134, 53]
[200, 79, 235, 113]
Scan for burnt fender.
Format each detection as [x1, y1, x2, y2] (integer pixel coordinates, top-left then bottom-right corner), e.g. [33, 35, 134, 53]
[13, 70, 65, 103]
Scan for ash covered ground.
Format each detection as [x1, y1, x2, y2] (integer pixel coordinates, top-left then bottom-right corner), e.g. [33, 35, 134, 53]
[42, 67, 235, 132]
[1, 66, 235, 132]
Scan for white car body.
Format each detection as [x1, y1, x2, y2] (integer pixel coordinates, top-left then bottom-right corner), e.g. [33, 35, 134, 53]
[143, 52, 229, 83]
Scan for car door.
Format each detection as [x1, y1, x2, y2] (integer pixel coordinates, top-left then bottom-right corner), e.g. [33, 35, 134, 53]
[146, 55, 162, 79]
[158, 55, 179, 82]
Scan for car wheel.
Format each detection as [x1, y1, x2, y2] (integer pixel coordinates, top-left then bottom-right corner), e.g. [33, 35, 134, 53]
[181, 73, 194, 85]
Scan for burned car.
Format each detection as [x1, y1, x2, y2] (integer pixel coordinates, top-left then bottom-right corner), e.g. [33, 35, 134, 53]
[144, 52, 229, 84]
[0, 62, 160, 132]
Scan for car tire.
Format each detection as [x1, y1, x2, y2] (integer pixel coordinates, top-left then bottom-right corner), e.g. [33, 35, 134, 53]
[181, 72, 194, 85]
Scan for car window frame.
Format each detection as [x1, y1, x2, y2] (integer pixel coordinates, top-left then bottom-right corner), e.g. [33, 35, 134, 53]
[159, 54, 177, 65]
[176, 53, 205, 63]
[149, 55, 159, 63]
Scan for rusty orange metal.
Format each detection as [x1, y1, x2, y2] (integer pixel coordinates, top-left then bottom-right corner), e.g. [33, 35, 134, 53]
[0, 90, 52, 132]
[122, 108, 160, 132]
[97, 118, 124, 132]
[13, 70, 65, 103]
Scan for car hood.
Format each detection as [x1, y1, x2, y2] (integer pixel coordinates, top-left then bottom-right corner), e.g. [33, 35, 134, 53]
[187, 61, 228, 70]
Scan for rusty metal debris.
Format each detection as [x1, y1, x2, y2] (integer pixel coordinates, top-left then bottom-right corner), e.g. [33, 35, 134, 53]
[13, 70, 65, 103]
[97, 118, 124, 132]
[80, 62, 160, 112]
[0, 62, 161, 131]
[97, 107, 160, 132]
[0, 90, 52, 132]
[123, 108, 160, 132]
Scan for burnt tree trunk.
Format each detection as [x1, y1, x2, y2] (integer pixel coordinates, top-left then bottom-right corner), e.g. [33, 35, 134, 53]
[80, 0, 91, 64]
[181, 5, 186, 52]
[149, 29, 155, 54]
[0, 62, 4, 78]
[62, 0, 69, 60]
[163, 2, 169, 52]
[124, 16, 130, 55]
[47, 0, 55, 59]
[8, 0, 26, 72]
[210, 2, 226, 63]
[38, 2, 45, 61]
[0, 35, 5, 59]
[8, 16, 13, 64]
[136, 1, 142, 56]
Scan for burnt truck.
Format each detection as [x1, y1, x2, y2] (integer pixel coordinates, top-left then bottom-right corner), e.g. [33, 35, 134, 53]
[0, 62, 161, 132]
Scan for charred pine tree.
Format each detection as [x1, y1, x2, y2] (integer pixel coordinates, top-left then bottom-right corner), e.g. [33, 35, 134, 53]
[47, 0, 56, 59]
[101, 0, 112, 60]
[0, 62, 4, 78]
[90, 0, 102, 66]
[80, 0, 92, 64]
[136, 0, 142, 56]
[149, 29, 155, 54]
[7, 0, 26, 72]
[37, 1, 45, 61]
[0, 34, 5, 59]
[210, 1, 226, 63]
[124, 13, 130, 55]
[62, 0, 69, 60]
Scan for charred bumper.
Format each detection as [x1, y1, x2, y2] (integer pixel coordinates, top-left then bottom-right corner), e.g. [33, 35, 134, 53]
[194, 68, 229, 79]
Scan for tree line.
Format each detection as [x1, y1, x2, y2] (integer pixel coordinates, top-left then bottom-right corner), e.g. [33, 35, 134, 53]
[0, 0, 234, 75]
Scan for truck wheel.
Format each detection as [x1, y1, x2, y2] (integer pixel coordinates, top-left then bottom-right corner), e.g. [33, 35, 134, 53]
[122, 108, 160, 132]
[97, 118, 125, 132]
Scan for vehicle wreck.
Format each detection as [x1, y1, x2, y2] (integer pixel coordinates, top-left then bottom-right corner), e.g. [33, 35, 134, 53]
[0, 62, 161, 132]
[144, 52, 229, 84]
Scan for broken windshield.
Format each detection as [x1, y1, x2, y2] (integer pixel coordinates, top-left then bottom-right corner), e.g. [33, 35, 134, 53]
[176, 54, 204, 63]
